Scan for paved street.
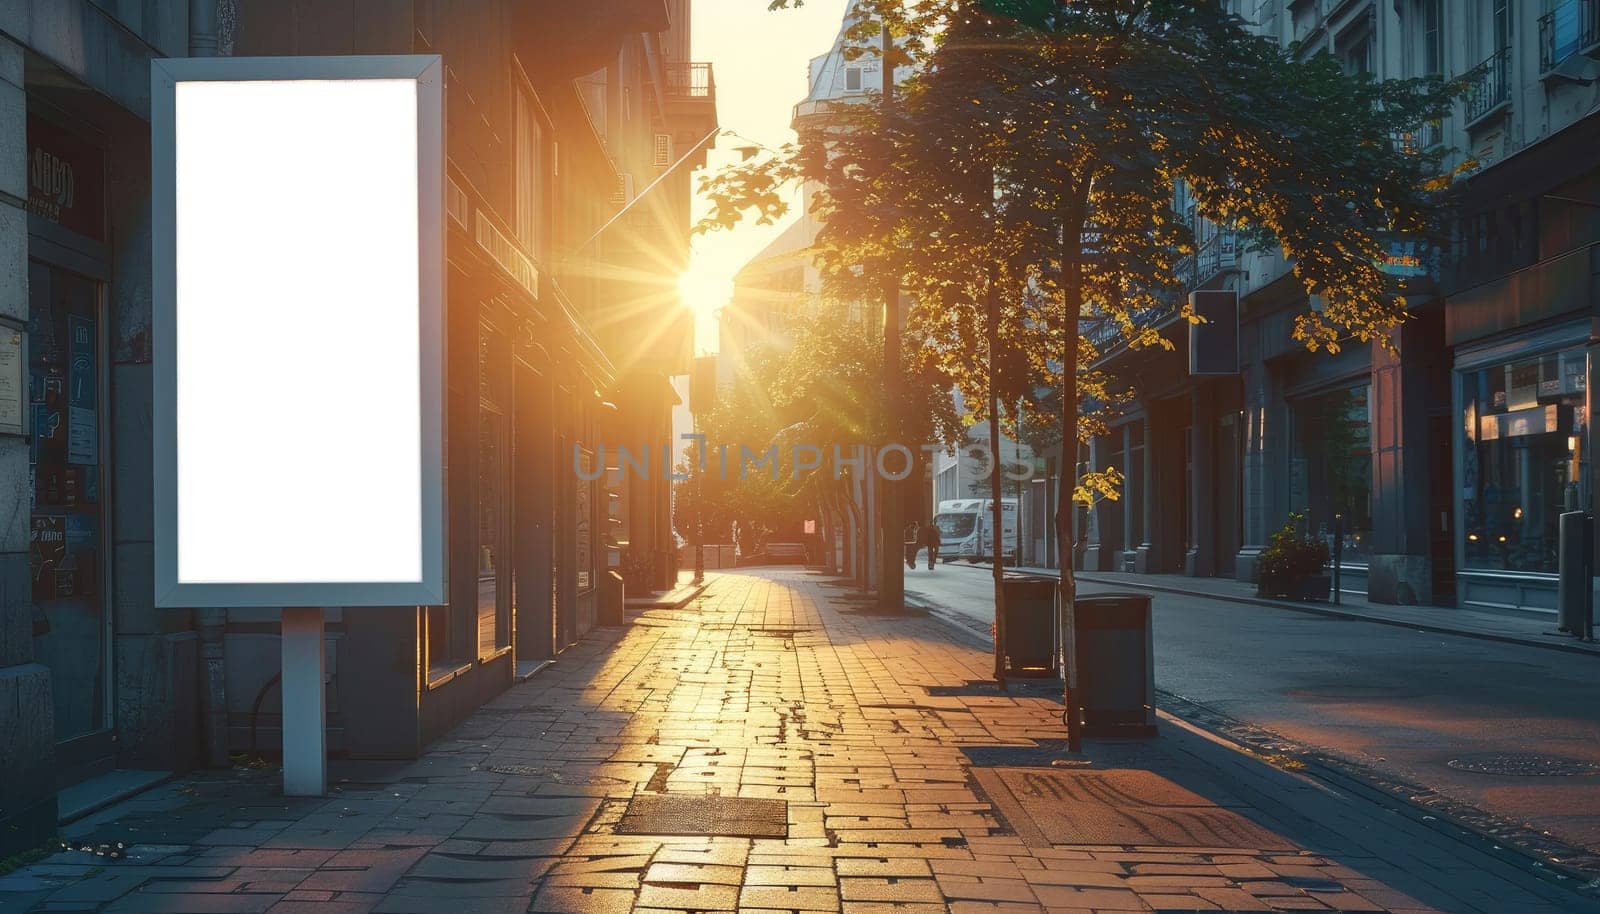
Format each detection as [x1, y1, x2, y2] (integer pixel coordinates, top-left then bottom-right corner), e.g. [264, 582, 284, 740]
[4, 568, 1595, 914]
[905, 562, 1600, 873]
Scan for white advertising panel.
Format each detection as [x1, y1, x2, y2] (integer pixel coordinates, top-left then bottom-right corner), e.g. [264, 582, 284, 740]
[152, 56, 445, 608]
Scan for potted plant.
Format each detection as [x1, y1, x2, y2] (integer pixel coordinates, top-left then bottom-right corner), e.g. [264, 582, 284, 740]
[1256, 512, 1332, 600]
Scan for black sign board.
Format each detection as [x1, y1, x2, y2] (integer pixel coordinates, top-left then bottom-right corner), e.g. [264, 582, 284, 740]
[26, 114, 104, 241]
[1188, 290, 1239, 376]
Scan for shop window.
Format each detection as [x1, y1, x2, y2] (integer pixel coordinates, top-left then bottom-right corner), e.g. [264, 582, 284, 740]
[514, 87, 545, 259]
[1461, 348, 1588, 573]
[477, 326, 510, 657]
[1127, 422, 1145, 549]
[28, 261, 107, 742]
[1107, 434, 1125, 552]
[1290, 385, 1373, 562]
[576, 446, 595, 593]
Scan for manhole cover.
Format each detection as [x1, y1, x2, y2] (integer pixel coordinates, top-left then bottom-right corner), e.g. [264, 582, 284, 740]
[963, 742, 1076, 768]
[615, 794, 788, 838]
[1445, 753, 1600, 777]
[928, 679, 1063, 699]
[973, 768, 1295, 850]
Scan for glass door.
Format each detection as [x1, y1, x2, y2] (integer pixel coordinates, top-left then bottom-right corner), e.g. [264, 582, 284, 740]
[27, 259, 113, 782]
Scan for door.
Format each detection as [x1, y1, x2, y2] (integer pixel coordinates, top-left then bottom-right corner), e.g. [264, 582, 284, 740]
[28, 259, 114, 785]
[512, 361, 554, 662]
[1428, 412, 1457, 604]
[1180, 425, 1193, 572]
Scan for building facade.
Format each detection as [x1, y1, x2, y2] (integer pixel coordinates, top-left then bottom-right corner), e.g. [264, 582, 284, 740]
[0, 0, 713, 858]
[1, 0, 205, 859]
[1082, 0, 1600, 617]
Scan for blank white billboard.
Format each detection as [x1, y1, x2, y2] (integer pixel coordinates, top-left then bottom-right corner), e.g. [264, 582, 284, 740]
[152, 56, 445, 608]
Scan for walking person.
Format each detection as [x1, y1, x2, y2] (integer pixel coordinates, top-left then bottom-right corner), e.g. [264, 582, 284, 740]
[905, 522, 920, 569]
[920, 518, 942, 570]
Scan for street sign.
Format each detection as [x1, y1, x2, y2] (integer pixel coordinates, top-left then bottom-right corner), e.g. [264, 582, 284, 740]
[151, 56, 446, 610]
[1188, 289, 1240, 376]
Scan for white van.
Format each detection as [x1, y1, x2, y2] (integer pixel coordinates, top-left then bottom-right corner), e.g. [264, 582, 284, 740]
[932, 498, 1018, 563]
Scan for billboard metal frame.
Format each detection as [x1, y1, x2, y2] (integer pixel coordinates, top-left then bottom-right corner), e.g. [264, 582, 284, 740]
[151, 55, 447, 609]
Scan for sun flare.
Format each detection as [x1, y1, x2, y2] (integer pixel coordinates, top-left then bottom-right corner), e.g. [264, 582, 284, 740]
[678, 269, 734, 317]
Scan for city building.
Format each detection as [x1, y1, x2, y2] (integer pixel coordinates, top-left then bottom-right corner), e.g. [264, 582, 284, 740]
[0, 0, 713, 857]
[1, 0, 206, 860]
[1082, 0, 1600, 617]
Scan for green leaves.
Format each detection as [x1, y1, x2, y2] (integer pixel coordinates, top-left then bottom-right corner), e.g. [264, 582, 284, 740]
[976, 0, 1059, 31]
[704, 0, 1461, 505]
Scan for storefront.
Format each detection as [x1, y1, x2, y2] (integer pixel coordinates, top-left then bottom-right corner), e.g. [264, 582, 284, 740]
[1289, 383, 1374, 588]
[1453, 322, 1589, 613]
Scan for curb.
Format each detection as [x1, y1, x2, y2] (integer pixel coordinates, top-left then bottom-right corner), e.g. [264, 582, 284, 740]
[902, 590, 1600, 901]
[1157, 691, 1600, 899]
[938, 562, 1600, 657]
[1071, 572, 1600, 657]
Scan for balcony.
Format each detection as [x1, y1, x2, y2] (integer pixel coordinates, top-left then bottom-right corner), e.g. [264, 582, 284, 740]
[1174, 229, 1239, 290]
[1089, 229, 1238, 357]
[661, 62, 718, 166]
[1464, 48, 1511, 128]
[1391, 119, 1444, 156]
[1539, 0, 1600, 73]
[665, 62, 715, 99]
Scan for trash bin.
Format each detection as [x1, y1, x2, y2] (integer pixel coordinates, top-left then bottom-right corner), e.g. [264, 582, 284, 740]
[1558, 511, 1594, 639]
[1073, 592, 1156, 737]
[1000, 576, 1058, 677]
[599, 570, 626, 626]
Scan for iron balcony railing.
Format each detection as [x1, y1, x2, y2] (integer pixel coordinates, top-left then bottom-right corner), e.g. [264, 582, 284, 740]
[1088, 229, 1237, 353]
[1540, 0, 1600, 72]
[1465, 47, 1511, 125]
[665, 62, 715, 99]
[1391, 119, 1444, 155]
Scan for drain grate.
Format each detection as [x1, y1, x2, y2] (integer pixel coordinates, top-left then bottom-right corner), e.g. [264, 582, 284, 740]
[928, 679, 1064, 699]
[615, 794, 788, 838]
[1445, 753, 1600, 777]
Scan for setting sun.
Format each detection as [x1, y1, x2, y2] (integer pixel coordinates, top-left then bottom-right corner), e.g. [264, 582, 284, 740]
[678, 268, 733, 316]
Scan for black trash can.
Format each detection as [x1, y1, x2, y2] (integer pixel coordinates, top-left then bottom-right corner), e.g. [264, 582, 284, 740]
[1073, 592, 1156, 737]
[1000, 576, 1057, 677]
[1557, 510, 1594, 639]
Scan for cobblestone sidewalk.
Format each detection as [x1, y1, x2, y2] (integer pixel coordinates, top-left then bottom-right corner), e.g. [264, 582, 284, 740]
[2, 569, 1593, 914]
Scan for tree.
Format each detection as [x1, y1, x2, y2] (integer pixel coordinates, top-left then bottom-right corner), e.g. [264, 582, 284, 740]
[676, 307, 962, 577]
[701, 0, 1458, 748]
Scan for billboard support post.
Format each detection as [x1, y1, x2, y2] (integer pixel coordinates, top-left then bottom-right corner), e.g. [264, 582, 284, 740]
[281, 607, 327, 797]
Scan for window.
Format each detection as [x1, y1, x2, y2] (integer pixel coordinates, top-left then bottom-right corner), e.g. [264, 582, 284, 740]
[1290, 386, 1373, 562]
[1474, 0, 1514, 57]
[514, 88, 544, 257]
[1542, 0, 1595, 69]
[652, 133, 672, 167]
[845, 67, 863, 92]
[476, 325, 510, 657]
[935, 512, 976, 539]
[1336, 18, 1375, 75]
[1127, 422, 1145, 549]
[576, 446, 595, 592]
[1461, 348, 1588, 573]
[1420, 0, 1443, 75]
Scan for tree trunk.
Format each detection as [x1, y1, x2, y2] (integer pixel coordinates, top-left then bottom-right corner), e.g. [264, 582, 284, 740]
[1058, 178, 1090, 752]
[986, 263, 1007, 682]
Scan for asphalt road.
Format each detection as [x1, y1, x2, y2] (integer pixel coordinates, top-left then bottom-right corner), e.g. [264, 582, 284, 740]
[904, 560, 1600, 861]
